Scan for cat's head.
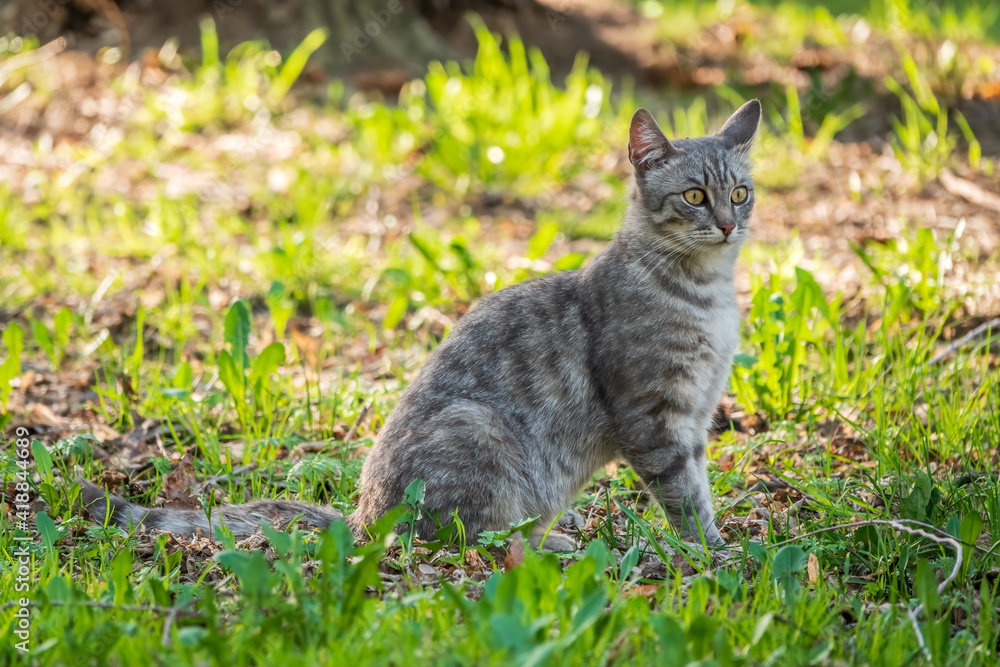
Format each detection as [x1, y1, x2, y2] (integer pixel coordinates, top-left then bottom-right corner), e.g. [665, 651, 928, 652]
[627, 100, 761, 253]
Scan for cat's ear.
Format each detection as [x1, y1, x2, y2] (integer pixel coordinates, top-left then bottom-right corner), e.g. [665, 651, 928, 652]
[718, 99, 762, 151]
[629, 109, 674, 177]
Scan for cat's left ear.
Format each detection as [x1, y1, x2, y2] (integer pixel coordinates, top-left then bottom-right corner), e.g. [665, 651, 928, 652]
[718, 99, 762, 151]
[629, 109, 674, 177]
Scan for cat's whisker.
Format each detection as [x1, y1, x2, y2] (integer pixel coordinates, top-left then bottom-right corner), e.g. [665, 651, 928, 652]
[633, 234, 699, 286]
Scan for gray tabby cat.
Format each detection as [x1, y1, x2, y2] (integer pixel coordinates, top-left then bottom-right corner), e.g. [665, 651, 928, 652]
[80, 99, 762, 551]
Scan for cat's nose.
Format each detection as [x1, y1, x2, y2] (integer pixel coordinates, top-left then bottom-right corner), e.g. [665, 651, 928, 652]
[717, 223, 735, 237]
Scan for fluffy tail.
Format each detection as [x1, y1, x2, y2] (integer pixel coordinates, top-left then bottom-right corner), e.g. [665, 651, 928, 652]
[78, 479, 343, 537]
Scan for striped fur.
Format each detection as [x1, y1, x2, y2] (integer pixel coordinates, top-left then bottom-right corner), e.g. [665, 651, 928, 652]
[83, 101, 762, 550]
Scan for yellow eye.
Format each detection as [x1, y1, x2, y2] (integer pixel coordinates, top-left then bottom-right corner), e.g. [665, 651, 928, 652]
[731, 186, 748, 203]
[683, 189, 705, 205]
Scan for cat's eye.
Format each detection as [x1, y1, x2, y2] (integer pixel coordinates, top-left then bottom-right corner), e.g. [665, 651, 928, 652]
[731, 186, 748, 204]
[683, 189, 705, 205]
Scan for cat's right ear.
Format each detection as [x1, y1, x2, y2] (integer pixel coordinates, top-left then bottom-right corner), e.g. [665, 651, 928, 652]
[629, 109, 674, 178]
[718, 99, 762, 152]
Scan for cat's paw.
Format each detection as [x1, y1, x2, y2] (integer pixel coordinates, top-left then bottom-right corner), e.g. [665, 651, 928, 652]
[531, 530, 577, 552]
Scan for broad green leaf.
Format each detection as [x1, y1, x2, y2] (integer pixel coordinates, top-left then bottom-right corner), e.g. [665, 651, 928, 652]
[174, 361, 193, 389]
[46, 575, 71, 601]
[490, 613, 528, 649]
[266, 281, 294, 339]
[107, 550, 134, 605]
[566, 588, 607, 640]
[54, 307, 72, 349]
[915, 559, 941, 613]
[747, 541, 769, 566]
[902, 472, 934, 521]
[715, 570, 742, 600]
[772, 545, 808, 579]
[853, 524, 881, 553]
[160, 388, 191, 401]
[268, 27, 326, 106]
[40, 482, 62, 513]
[403, 477, 425, 507]
[0, 321, 24, 406]
[619, 545, 639, 582]
[582, 539, 609, 573]
[217, 350, 245, 403]
[31, 319, 54, 364]
[224, 300, 251, 371]
[176, 627, 208, 648]
[656, 615, 691, 663]
[409, 233, 442, 270]
[32, 439, 54, 479]
[131, 307, 145, 382]
[262, 524, 292, 556]
[3, 320, 24, 362]
[216, 550, 275, 598]
[36, 512, 59, 550]
[750, 611, 775, 646]
[526, 220, 558, 260]
[554, 252, 585, 271]
[382, 293, 409, 331]
[959, 512, 984, 576]
[249, 342, 285, 388]
[369, 505, 407, 542]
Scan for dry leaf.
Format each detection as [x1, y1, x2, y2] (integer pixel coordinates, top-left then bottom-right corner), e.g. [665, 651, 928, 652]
[291, 327, 320, 367]
[465, 548, 485, 570]
[97, 469, 127, 494]
[626, 584, 661, 597]
[978, 80, 1000, 100]
[27, 402, 66, 427]
[90, 422, 121, 442]
[504, 537, 525, 572]
[807, 552, 820, 584]
[163, 453, 199, 509]
[671, 552, 698, 577]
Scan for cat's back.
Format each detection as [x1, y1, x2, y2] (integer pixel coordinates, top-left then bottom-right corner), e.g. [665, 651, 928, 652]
[416, 269, 594, 402]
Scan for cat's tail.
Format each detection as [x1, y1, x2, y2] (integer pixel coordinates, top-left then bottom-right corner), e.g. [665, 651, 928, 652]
[78, 478, 344, 537]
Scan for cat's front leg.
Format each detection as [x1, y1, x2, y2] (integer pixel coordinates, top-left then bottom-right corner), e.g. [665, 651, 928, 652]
[621, 424, 725, 547]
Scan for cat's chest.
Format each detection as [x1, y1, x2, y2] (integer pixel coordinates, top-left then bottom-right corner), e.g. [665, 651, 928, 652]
[653, 292, 739, 362]
[645, 295, 739, 403]
[702, 302, 740, 362]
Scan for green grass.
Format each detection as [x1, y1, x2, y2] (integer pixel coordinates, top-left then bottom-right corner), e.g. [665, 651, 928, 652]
[3, 5, 1000, 666]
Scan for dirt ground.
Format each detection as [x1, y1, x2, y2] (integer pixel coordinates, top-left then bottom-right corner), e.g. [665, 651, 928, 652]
[2, 0, 1000, 427]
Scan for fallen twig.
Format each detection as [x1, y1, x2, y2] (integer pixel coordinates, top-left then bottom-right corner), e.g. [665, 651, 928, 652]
[955, 471, 998, 487]
[927, 317, 1000, 366]
[767, 518, 962, 661]
[160, 599, 198, 645]
[344, 402, 373, 442]
[940, 169, 1000, 214]
[0, 38, 67, 87]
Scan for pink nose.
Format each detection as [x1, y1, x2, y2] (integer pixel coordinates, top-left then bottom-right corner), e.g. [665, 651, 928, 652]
[717, 224, 735, 237]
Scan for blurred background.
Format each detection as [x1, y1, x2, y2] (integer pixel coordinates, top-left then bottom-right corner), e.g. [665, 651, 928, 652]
[2, 4, 1000, 663]
[2, 0, 1000, 468]
[2, 0, 999, 465]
